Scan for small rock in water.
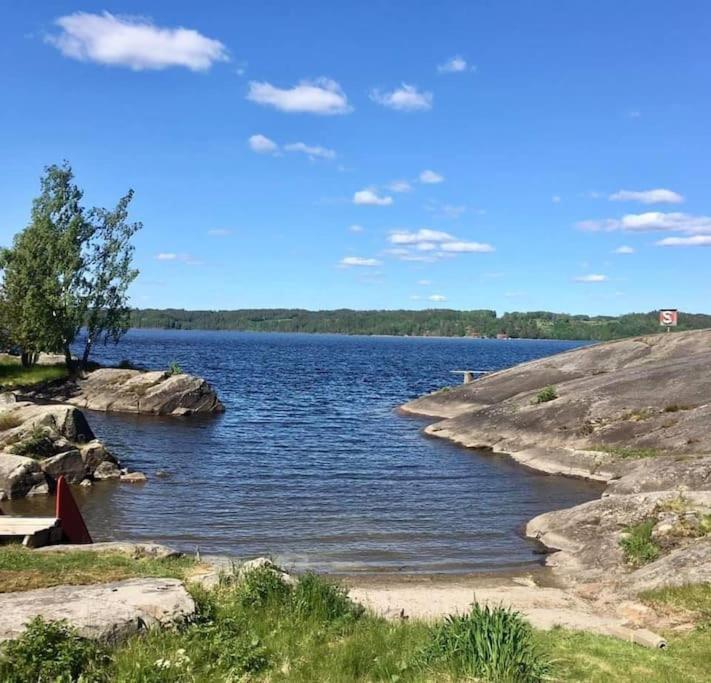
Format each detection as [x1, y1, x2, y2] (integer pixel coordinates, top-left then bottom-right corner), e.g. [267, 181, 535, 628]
[155, 469, 171, 478]
[120, 472, 148, 484]
[80, 479, 93, 487]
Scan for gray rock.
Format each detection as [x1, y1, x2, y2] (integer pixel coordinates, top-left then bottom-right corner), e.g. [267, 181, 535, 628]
[93, 460, 121, 480]
[36, 541, 182, 559]
[120, 471, 147, 483]
[0, 454, 48, 499]
[58, 368, 224, 416]
[0, 578, 195, 644]
[605, 455, 711, 496]
[79, 439, 118, 473]
[40, 450, 85, 484]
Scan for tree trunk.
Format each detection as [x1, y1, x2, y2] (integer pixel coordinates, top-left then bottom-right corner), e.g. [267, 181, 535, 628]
[81, 338, 93, 370]
[63, 343, 75, 371]
[20, 351, 33, 368]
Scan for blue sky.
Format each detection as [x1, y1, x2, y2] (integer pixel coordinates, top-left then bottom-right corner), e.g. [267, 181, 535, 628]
[1, 1, 710, 315]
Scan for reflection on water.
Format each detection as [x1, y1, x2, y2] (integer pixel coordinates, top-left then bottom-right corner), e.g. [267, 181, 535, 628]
[7, 331, 599, 573]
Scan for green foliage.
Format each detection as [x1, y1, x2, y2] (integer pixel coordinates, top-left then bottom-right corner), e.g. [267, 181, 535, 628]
[421, 603, 550, 682]
[129, 307, 711, 340]
[291, 571, 364, 623]
[0, 163, 141, 369]
[0, 617, 107, 683]
[235, 565, 292, 609]
[619, 520, 660, 567]
[534, 385, 558, 404]
[167, 361, 183, 376]
[640, 583, 711, 627]
[8, 426, 55, 459]
[0, 360, 69, 389]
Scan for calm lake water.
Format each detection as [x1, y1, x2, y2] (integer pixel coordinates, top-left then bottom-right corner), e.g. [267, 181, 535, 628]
[11, 331, 599, 573]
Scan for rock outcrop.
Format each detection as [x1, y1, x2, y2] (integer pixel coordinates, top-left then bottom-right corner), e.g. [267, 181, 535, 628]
[0, 402, 120, 498]
[0, 578, 195, 644]
[34, 368, 224, 416]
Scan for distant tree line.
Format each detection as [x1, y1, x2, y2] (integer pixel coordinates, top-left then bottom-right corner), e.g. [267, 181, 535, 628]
[129, 308, 711, 341]
[0, 163, 141, 367]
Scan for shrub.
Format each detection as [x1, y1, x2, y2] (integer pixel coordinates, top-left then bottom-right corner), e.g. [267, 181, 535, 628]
[8, 426, 55, 459]
[235, 565, 292, 609]
[291, 572, 364, 623]
[0, 617, 107, 682]
[533, 386, 558, 404]
[167, 361, 183, 376]
[117, 359, 135, 369]
[421, 604, 550, 682]
[619, 520, 660, 567]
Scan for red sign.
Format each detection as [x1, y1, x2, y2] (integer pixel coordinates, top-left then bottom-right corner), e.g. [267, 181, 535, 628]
[659, 310, 678, 327]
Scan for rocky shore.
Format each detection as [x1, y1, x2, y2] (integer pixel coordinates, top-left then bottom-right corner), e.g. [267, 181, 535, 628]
[402, 329, 711, 607]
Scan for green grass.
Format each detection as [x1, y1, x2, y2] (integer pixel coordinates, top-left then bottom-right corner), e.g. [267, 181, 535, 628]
[619, 519, 661, 567]
[591, 445, 662, 459]
[0, 548, 709, 681]
[0, 359, 69, 389]
[533, 385, 558, 404]
[640, 584, 711, 626]
[0, 547, 197, 593]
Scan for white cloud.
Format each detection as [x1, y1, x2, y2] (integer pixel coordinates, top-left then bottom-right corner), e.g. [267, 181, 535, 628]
[437, 56, 469, 73]
[388, 180, 412, 193]
[613, 245, 635, 254]
[353, 189, 393, 206]
[656, 235, 711, 247]
[429, 294, 447, 302]
[339, 256, 382, 267]
[419, 169, 444, 184]
[207, 229, 232, 237]
[247, 78, 351, 114]
[248, 134, 278, 154]
[156, 252, 177, 261]
[47, 12, 228, 71]
[417, 279, 432, 285]
[577, 212, 711, 235]
[156, 252, 202, 265]
[440, 241, 495, 253]
[552, 195, 561, 203]
[609, 188, 684, 204]
[389, 229, 455, 245]
[284, 142, 336, 160]
[574, 274, 608, 283]
[348, 224, 364, 233]
[370, 83, 433, 111]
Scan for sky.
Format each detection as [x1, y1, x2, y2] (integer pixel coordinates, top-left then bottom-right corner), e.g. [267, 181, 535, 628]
[1, 1, 710, 315]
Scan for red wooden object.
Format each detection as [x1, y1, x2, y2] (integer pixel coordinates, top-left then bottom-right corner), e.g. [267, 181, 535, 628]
[55, 476, 92, 544]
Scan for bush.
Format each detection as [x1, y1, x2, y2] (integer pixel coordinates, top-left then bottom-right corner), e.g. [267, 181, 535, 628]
[167, 361, 183, 376]
[619, 520, 660, 567]
[0, 617, 107, 682]
[533, 386, 558, 404]
[235, 565, 292, 609]
[291, 572, 364, 623]
[117, 359, 135, 369]
[421, 604, 550, 682]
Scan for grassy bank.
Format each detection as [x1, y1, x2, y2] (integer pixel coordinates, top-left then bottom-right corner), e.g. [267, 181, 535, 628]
[0, 358, 68, 389]
[0, 548, 709, 682]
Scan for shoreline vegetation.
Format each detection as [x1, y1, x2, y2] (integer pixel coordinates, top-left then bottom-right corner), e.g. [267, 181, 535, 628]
[129, 308, 711, 341]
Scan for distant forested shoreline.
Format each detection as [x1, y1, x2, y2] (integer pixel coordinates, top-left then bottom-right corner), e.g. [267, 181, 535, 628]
[129, 308, 711, 341]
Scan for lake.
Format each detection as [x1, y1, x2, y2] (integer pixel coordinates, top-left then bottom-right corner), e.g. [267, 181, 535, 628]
[12, 331, 599, 573]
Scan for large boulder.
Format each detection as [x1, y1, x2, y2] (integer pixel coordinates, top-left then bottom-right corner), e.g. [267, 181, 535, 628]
[61, 368, 224, 416]
[0, 578, 195, 644]
[0, 454, 49, 499]
[40, 450, 85, 485]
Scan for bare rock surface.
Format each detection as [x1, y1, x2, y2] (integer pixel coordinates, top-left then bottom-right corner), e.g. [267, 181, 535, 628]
[403, 329, 711, 471]
[35, 541, 182, 559]
[38, 368, 224, 416]
[0, 578, 195, 643]
[0, 402, 119, 498]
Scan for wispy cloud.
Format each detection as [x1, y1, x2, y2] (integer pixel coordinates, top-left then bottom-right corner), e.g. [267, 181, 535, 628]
[613, 245, 635, 254]
[609, 188, 684, 204]
[353, 188, 393, 206]
[387, 229, 493, 261]
[339, 256, 382, 267]
[419, 169, 444, 184]
[248, 134, 278, 154]
[388, 180, 412, 193]
[656, 235, 711, 247]
[47, 12, 228, 71]
[283, 142, 336, 160]
[552, 195, 561, 203]
[577, 212, 711, 234]
[437, 56, 470, 73]
[429, 294, 447, 302]
[440, 241, 494, 253]
[348, 224, 364, 233]
[389, 229, 455, 244]
[247, 78, 351, 114]
[207, 229, 232, 237]
[155, 252, 202, 265]
[417, 279, 432, 285]
[574, 274, 608, 283]
[370, 83, 433, 111]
